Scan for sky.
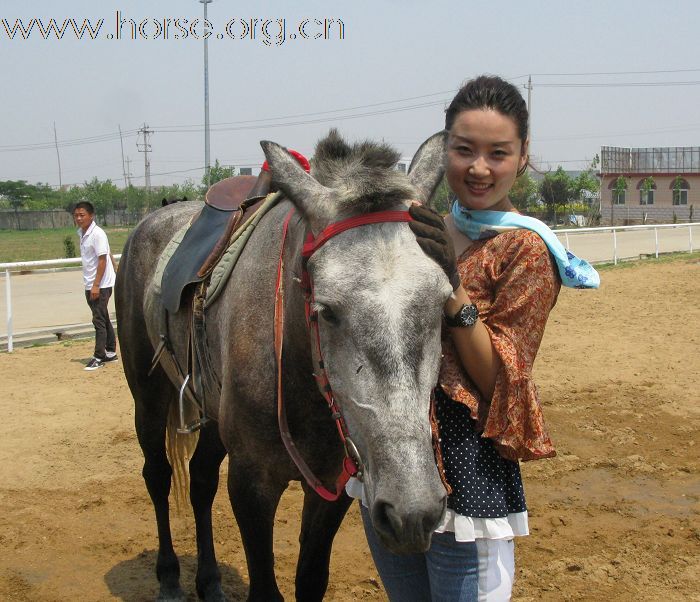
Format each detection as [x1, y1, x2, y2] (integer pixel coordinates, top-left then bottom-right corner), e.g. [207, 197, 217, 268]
[2, 0, 700, 189]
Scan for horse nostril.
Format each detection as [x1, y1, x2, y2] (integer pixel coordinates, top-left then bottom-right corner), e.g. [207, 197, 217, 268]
[371, 501, 402, 541]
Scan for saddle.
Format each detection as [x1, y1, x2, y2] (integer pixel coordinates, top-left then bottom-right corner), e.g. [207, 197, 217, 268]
[154, 150, 307, 434]
[160, 175, 266, 314]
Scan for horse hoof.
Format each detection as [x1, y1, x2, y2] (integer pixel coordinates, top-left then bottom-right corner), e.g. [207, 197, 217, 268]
[156, 585, 186, 602]
[199, 582, 229, 601]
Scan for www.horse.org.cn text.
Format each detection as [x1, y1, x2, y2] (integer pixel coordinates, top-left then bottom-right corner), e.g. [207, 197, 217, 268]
[1, 12, 346, 46]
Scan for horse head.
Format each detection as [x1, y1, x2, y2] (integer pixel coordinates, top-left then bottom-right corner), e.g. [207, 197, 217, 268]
[262, 129, 451, 554]
[161, 196, 187, 207]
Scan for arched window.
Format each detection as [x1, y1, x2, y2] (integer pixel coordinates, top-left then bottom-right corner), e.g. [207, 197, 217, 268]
[608, 177, 626, 205]
[670, 177, 689, 205]
[637, 178, 656, 205]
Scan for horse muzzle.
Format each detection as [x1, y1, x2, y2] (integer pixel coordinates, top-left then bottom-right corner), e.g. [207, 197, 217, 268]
[370, 494, 447, 554]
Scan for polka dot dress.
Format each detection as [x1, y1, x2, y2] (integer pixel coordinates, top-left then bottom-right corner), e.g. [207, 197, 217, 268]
[435, 388, 526, 518]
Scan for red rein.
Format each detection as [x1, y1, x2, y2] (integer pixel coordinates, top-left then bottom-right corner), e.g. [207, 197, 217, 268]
[275, 208, 413, 501]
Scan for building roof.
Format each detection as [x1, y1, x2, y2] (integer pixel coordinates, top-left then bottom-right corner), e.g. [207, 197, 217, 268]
[601, 146, 700, 175]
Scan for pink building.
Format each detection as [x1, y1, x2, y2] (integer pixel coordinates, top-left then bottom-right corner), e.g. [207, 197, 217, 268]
[599, 146, 698, 225]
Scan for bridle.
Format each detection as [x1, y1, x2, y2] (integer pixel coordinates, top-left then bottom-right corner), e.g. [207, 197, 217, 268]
[274, 207, 414, 501]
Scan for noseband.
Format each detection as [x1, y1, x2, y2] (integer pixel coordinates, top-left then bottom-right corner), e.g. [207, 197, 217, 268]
[274, 208, 413, 501]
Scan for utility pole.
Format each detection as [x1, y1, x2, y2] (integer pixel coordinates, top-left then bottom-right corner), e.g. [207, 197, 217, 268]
[524, 75, 533, 171]
[125, 157, 133, 186]
[53, 122, 62, 189]
[200, 0, 213, 187]
[118, 125, 128, 188]
[137, 124, 153, 194]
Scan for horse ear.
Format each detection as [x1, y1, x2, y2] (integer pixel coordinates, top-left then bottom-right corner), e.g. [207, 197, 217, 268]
[408, 130, 447, 206]
[260, 140, 332, 230]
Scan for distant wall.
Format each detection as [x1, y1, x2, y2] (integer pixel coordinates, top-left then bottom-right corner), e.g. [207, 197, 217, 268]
[0, 209, 148, 230]
[0, 210, 73, 230]
[601, 204, 695, 226]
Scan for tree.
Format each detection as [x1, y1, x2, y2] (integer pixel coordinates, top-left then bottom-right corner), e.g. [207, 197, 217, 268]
[430, 177, 453, 215]
[673, 175, 684, 205]
[613, 176, 627, 203]
[509, 172, 538, 210]
[0, 180, 36, 229]
[640, 176, 655, 205]
[571, 169, 600, 202]
[80, 178, 122, 223]
[539, 167, 573, 219]
[611, 176, 628, 224]
[202, 160, 235, 189]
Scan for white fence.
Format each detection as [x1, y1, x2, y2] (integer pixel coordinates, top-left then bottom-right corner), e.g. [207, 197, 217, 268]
[554, 222, 696, 265]
[1, 255, 121, 353]
[2, 223, 699, 353]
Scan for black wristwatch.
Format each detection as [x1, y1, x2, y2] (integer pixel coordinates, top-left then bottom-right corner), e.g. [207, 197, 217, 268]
[444, 303, 479, 327]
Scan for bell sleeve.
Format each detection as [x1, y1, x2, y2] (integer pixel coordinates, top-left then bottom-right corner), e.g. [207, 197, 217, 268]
[478, 231, 560, 461]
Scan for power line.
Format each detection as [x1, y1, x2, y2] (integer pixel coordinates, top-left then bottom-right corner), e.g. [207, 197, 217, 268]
[537, 80, 700, 88]
[538, 122, 700, 142]
[527, 68, 700, 77]
[154, 99, 449, 135]
[3, 74, 700, 151]
[0, 129, 139, 152]
[153, 90, 455, 131]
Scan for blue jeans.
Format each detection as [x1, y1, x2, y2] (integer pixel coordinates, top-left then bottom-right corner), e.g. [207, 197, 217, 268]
[361, 505, 478, 601]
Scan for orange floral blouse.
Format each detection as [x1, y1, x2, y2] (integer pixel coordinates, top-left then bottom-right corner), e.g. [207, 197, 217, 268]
[438, 229, 561, 462]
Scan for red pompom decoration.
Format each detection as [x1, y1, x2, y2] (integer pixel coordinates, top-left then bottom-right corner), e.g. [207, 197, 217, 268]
[261, 149, 311, 173]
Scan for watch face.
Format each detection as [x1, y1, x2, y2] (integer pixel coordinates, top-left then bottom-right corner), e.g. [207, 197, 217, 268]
[459, 303, 479, 326]
[445, 303, 478, 327]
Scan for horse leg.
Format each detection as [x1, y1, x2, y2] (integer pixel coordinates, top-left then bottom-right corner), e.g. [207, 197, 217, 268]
[295, 484, 353, 601]
[226, 461, 286, 602]
[134, 386, 184, 602]
[189, 421, 228, 601]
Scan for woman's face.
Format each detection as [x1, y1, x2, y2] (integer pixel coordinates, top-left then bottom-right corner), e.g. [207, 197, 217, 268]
[446, 108, 527, 212]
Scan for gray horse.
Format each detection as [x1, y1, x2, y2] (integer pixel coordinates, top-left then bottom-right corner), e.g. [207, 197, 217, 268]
[115, 129, 450, 601]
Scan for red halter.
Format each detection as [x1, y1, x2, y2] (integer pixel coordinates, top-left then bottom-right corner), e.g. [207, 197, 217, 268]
[274, 208, 413, 501]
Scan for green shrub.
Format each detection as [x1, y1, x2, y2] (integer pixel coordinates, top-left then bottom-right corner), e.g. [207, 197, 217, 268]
[63, 235, 76, 258]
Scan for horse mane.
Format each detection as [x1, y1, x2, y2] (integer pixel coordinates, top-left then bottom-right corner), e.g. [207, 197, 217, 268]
[311, 129, 416, 213]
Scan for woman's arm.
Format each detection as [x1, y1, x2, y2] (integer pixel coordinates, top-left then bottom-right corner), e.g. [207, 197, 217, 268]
[444, 285, 501, 401]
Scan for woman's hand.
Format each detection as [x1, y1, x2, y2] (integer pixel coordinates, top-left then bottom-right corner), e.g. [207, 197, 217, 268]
[408, 203, 461, 290]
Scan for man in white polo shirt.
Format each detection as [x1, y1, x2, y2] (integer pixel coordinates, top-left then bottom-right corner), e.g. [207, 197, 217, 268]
[73, 201, 117, 370]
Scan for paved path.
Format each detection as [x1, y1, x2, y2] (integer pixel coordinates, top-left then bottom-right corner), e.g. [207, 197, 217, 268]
[555, 224, 697, 264]
[1, 268, 115, 339]
[1, 225, 697, 340]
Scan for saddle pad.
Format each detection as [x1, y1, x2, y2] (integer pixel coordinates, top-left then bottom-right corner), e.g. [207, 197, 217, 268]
[161, 205, 233, 314]
[205, 192, 283, 307]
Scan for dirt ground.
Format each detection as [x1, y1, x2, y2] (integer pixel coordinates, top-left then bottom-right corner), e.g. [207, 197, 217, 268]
[0, 257, 698, 601]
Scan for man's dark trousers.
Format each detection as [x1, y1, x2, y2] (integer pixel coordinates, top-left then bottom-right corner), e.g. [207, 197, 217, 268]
[85, 287, 116, 360]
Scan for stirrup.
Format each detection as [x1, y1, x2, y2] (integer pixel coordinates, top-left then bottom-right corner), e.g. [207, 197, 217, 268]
[177, 374, 210, 434]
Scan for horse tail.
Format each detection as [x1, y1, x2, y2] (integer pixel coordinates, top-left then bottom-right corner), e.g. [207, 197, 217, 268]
[165, 401, 200, 512]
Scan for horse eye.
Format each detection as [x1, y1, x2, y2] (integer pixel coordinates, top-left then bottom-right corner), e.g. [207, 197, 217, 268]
[318, 306, 340, 326]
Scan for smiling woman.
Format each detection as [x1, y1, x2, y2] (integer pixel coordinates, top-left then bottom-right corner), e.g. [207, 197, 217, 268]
[445, 109, 527, 213]
[357, 75, 599, 602]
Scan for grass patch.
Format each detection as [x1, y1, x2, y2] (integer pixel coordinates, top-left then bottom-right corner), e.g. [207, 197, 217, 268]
[0, 227, 133, 263]
[596, 250, 700, 271]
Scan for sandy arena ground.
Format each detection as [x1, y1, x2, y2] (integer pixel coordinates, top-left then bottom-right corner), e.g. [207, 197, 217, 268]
[0, 257, 698, 601]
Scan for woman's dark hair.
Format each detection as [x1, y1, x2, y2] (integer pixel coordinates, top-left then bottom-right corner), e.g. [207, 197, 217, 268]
[445, 75, 529, 145]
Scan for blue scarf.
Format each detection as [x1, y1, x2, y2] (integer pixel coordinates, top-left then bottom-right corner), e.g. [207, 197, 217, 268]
[451, 203, 600, 289]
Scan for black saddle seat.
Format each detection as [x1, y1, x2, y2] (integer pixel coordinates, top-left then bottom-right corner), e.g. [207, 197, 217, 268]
[161, 175, 263, 314]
